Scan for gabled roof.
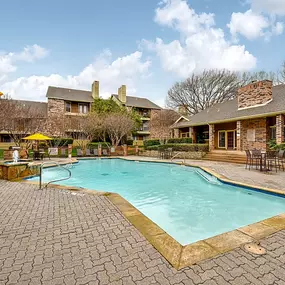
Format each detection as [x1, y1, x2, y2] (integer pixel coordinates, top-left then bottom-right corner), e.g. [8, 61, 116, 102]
[46, 86, 94, 103]
[112, 94, 161, 109]
[174, 84, 285, 128]
[7, 100, 48, 117]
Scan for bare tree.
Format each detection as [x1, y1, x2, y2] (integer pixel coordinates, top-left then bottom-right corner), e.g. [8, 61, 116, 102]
[240, 71, 278, 85]
[0, 98, 45, 147]
[277, 61, 285, 84]
[104, 113, 135, 147]
[166, 70, 241, 115]
[150, 110, 180, 141]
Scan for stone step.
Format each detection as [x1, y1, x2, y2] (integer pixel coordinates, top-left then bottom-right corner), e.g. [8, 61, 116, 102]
[203, 151, 246, 164]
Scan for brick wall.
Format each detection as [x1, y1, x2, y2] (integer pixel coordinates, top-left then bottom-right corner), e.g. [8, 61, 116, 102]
[240, 118, 268, 150]
[238, 80, 272, 109]
[276, 114, 285, 144]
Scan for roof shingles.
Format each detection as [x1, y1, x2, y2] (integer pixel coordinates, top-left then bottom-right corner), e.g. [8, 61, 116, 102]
[174, 85, 285, 128]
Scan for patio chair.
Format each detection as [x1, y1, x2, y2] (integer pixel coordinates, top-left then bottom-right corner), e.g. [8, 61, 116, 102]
[277, 150, 285, 171]
[251, 149, 262, 170]
[92, 149, 99, 156]
[267, 150, 278, 172]
[76, 149, 83, 157]
[102, 149, 109, 156]
[60, 148, 67, 158]
[245, 150, 253, 170]
[86, 149, 91, 157]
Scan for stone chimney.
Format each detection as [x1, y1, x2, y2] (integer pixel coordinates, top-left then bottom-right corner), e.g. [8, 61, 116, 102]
[92, 81, 99, 99]
[238, 80, 273, 109]
[118, 85, 126, 104]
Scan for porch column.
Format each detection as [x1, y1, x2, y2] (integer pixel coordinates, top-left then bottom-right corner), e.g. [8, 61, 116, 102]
[209, 124, 215, 151]
[174, 129, 179, 138]
[191, 127, 197, 143]
[276, 114, 285, 144]
[236, 120, 242, 151]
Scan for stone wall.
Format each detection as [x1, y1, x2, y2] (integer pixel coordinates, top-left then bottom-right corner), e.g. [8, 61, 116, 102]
[141, 150, 206, 160]
[0, 163, 40, 180]
[240, 118, 268, 150]
[238, 80, 272, 109]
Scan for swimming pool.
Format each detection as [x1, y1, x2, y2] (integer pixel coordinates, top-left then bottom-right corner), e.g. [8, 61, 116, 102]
[28, 159, 285, 245]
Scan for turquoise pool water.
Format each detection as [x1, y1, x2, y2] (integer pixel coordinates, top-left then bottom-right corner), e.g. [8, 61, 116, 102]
[28, 159, 285, 245]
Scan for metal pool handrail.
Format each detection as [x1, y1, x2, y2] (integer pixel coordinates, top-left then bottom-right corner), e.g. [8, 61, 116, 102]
[170, 152, 186, 164]
[39, 161, 72, 190]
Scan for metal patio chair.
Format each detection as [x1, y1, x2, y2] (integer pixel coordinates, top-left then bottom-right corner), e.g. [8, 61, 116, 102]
[266, 150, 278, 172]
[251, 149, 262, 170]
[277, 150, 285, 171]
[245, 150, 253, 170]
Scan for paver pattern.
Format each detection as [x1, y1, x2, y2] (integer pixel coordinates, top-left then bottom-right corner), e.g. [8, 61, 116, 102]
[1, 180, 285, 285]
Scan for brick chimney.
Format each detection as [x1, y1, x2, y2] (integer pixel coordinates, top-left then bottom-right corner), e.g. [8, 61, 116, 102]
[92, 81, 99, 99]
[238, 80, 273, 109]
[118, 85, 126, 104]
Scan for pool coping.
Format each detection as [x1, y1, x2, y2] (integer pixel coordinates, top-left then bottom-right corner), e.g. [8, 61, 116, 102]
[17, 156, 285, 269]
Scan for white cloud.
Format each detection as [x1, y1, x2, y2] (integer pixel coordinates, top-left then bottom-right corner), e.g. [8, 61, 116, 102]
[0, 49, 151, 101]
[0, 45, 49, 76]
[251, 0, 285, 16]
[143, 0, 256, 78]
[228, 0, 285, 41]
[228, 10, 270, 40]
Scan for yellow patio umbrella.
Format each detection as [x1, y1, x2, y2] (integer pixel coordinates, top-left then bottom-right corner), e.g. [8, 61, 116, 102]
[23, 133, 52, 141]
[23, 133, 52, 151]
[0, 92, 4, 97]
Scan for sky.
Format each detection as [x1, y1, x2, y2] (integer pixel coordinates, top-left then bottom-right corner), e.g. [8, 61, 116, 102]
[1, 0, 285, 107]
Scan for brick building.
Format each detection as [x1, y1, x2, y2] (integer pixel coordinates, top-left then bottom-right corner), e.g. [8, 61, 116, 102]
[172, 80, 285, 151]
[0, 81, 162, 142]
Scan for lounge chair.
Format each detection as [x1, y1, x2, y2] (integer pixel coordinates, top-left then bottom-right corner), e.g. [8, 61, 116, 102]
[93, 149, 98, 156]
[277, 150, 285, 171]
[102, 149, 109, 156]
[76, 149, 83, 157]
[86, 149, 91, 157]
[60, 148, 67, 158]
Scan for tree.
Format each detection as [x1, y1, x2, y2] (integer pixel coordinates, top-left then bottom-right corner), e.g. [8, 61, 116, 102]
[0, 98, 45, 147]
[104, 113, 135, 147]
[92, 98, 123, 114]
[167, 70, 241, 115]
[240, 71, 277, 85]
[277, 61, 285, 84]
[150, 110, 180, 142]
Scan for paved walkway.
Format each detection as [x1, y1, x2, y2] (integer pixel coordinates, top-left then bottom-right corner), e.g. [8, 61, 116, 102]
[126, 156, 285, 192]
[1, 180, 285, 285]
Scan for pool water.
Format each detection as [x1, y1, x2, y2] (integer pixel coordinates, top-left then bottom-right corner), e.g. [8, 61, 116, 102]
[28, 159, 285, 245]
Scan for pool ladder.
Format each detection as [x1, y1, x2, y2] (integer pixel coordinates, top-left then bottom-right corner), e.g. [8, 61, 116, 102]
[39, 161, 72, 190]
[170, 152, 186, 164]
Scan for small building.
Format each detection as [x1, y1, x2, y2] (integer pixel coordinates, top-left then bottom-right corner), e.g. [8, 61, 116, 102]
[172, 80, 285, 152]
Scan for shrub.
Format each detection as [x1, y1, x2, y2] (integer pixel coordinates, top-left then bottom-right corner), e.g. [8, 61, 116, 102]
[167, 138, 193, 144]
[50, 138, 73, 147]
[268, 140, 285, 150]
[146, 143, 209, 152]
[87, 142, 110, 149]
[143, 139, 160, 148]
[126, 139, 134, 146]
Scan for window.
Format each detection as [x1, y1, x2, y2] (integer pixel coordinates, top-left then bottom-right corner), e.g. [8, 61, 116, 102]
[78, 103, 88, 114]
[218, 131, 226, 148]
[65, 102, 71, 113]
[270, 126, 276, 140]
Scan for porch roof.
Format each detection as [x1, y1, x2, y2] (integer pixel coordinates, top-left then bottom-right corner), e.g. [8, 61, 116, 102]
[174, 84, 285, 128]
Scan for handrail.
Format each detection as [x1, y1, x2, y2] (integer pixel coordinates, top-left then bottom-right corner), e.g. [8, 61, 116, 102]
[39, 161, 72, 190]
[170, 152, 186, 164]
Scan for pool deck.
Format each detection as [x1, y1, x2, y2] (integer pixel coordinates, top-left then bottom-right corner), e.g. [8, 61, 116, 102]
[1, 170, 285, 284]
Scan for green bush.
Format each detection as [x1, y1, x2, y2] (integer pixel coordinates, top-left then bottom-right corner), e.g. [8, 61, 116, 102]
[50, 138, 73, 147]
[126, 139, 134, 146]
[143, 139, 160, 148]
[167, 138, 193, 144]
[267, 140, 285, 150]
[0, 149, 3, 159]
[87, 142, 110, 149]
[146, 143, 209, 152]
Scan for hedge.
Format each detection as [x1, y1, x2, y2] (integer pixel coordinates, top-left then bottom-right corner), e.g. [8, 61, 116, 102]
[126, 139, 134, 146]
[145, 143, 209, 152]
[87, 142, 110, 148]
[167, 138, 193, 144]
[50, 138, 73, 147]
[143, 139, 160, 148]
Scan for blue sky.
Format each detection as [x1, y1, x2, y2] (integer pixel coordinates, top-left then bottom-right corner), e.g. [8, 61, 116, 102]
[1, 0, 285, 106]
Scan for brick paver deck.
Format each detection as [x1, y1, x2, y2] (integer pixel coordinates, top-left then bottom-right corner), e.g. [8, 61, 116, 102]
[1, 180, 285, 285]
